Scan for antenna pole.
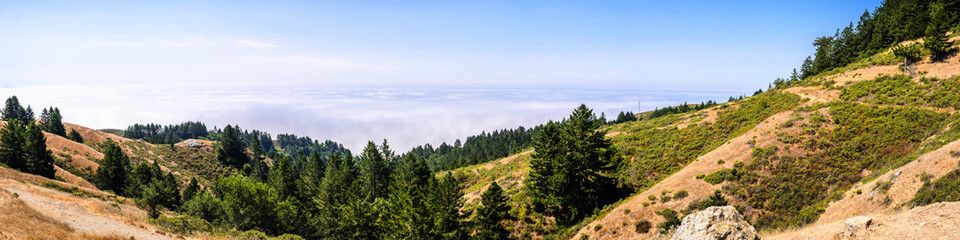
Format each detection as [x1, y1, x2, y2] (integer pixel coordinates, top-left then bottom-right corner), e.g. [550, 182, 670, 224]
[638, 100, 641, 121]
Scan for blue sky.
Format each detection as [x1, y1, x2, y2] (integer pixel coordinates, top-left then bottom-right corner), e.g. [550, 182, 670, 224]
[1, 0, 881, 90]
[0, 0, 884, 150]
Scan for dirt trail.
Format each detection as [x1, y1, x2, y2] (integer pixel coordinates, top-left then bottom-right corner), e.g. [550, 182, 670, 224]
[784, 86, 840, 104]
[0, 180, 176, 240]
[766, 202, 960, 240]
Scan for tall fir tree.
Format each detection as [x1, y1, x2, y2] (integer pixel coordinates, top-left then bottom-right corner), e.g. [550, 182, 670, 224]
[95, 142, 130, 195]
[525, 121, 562, 216]
[431, 173, 465, 239]
[39, 107, 66, 136]
[473, 182, 511, 240]
[2, 96, 33, 123]
[387, 155, 435, 239]
[924, 2, 951, 60]
[525, 105, 620, 225]
[0, 120, 28, 171]
[217, 125, 248, 168]
[359, 141, 391, 201]
[24, 122, 55, 178]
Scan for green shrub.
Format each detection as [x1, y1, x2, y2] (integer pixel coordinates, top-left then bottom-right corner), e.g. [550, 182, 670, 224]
[593, 224, 603, 231]
[686, 190, 728, 213]
[911, 168, 960, 206]
[874, 180, 894, 194]
[656, 208, 681, 234]
[238, 230, 269, 240]
[673, 190, 689, 200]
[702, 169, 739, 185]
[635, 220, 652, 233]
[892, 43, 924, 63]
[271, 234, 306, 240]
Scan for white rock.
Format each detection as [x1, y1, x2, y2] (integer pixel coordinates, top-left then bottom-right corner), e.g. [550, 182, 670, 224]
[670, 206, 760, 240]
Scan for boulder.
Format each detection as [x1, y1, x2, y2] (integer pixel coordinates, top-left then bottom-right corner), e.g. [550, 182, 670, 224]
[183, 139, 203, 148]
[671, 206, 760, 240]
[843, 216, 873, 238]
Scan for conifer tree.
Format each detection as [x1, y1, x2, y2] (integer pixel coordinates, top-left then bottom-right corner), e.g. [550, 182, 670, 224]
[95, 142, 130, 195]
[387, 155, 434, 239]
[474, 182, 511, 240]
[24, 122, 55, 178]
[304, 150, 325, 187]
[182, 177, 201, 202]
[359, 141, 390, 201]
[217, 125, 248, 168]
[0, 120, 28, 171]
[525, 105, 620, 225]
[315, 152, 358, 237]
[924, 2, 951, 60]
[269, 157, 298, 199]
[67, 129, 84, 143]
[2, 96, 33, 123]
[251, 132, 266, 158]
[431, 173, 465, 239]
[39, 107, 65, 136]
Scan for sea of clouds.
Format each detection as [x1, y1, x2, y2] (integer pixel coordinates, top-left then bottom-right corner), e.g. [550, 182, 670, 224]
[0, 84, 743, 152]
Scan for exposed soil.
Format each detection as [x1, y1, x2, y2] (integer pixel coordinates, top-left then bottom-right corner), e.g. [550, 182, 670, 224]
[765, 202, 960, 240]
[0, 179, 177, 240]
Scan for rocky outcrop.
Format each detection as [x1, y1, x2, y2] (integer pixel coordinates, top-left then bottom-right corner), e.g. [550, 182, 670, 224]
[671, 206, 760, 240]
[182, 139, 203, 148]
[842, 216, 873, 239]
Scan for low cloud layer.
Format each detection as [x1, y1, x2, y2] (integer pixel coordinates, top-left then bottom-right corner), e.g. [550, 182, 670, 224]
[0, 85, 740, 152]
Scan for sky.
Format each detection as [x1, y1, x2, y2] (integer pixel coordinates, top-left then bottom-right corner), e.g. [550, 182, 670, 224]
[0, 0, 883, 151]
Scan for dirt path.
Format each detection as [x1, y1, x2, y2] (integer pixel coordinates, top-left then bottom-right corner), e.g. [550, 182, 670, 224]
[0, 180, 176, 240]
[766, 202, 960, 240]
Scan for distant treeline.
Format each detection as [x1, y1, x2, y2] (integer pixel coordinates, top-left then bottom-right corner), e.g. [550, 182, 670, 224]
[124, 121, 209, 144]
[648, 100, 720, 119]
[407, 125, 540, 171]
[125, 122, 349, 160]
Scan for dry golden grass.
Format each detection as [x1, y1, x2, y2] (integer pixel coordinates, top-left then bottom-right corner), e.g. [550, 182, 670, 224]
[0, 188, 79, 240]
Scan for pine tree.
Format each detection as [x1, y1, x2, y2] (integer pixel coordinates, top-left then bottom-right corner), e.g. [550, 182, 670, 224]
[23, 122, 55, 178]
[182, 177, 201, 202]
[39, 107, 65, 136]
[432, 173, 465, 239]
[269, 157, 298, 199]
[473, 182, 511, 240]
[387, 155, 434, 239]
[95, 142, 130, 195]
[525, 121, 562, 215]
[359, 141, 390, 201]
[67, 129, 84, 143]
[304, 150, 326, 191]
[525, 105, 620, 225]
[217, 125, 248, 168]
[0, 120, 28, 171]
[924, 2, 950, 60]
[315, 153, 358, 238]
[2, 96, 33, 123]
[251, 132, 266, 158]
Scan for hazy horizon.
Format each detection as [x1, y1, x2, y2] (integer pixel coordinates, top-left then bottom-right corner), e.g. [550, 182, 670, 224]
[0, 84, 746, 152]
